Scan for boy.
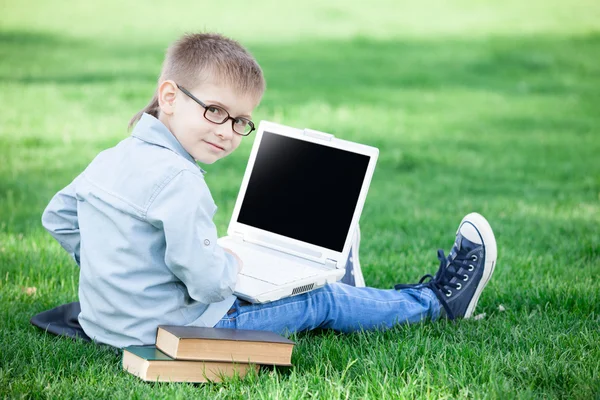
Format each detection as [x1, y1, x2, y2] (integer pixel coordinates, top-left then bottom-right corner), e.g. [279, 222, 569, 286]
[42, 33, 497, 348]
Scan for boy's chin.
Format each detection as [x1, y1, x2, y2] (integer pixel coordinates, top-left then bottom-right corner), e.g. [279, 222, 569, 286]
[193, 154, 222, 164]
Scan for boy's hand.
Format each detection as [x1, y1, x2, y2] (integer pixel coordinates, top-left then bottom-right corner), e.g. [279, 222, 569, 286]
[223, 248, 244, 273]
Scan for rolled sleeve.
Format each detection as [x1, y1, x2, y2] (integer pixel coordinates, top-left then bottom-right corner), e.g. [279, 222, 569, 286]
[146, 170, 239, 304]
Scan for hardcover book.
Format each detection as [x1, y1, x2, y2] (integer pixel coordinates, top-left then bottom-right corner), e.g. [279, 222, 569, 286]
[156, 325, 295, 366]
[123, 345, 257, 383]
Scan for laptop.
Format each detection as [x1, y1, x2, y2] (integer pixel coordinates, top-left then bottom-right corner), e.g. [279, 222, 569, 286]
[217, 120, 379, 303]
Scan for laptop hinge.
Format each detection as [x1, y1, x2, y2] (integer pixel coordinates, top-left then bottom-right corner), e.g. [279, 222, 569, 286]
[233, 231, 245, 240]
[303, 128, 334, 141]
[325, 258, 338, 269]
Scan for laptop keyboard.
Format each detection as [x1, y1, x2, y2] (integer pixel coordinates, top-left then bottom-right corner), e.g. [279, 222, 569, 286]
[230, 242, 324, 285]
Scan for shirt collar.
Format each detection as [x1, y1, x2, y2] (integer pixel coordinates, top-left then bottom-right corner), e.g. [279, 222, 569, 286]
[131, 113, 207, 175]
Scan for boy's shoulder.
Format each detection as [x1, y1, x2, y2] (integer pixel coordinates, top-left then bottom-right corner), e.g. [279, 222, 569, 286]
[80, 136, 210, 213]
[92, 135, 204, 178]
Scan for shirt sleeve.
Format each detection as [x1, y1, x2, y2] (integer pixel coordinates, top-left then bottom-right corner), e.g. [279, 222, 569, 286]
[146, 170, 239, 304]
[41, 174, 82, 266]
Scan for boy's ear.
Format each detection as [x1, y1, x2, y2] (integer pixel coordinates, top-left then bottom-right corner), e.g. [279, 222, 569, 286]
[157, 80, 178, 115]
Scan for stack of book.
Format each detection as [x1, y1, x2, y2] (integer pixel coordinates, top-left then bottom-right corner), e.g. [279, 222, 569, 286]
[123, 325, 295, 383]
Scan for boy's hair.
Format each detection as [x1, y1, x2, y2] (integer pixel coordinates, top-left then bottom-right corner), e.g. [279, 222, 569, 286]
[129, 33, 265, 129]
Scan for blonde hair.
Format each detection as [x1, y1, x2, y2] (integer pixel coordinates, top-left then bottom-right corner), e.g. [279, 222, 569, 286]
[129, 33, 266, 129]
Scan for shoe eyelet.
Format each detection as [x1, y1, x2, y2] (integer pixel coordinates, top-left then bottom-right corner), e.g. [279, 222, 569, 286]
[456, 283, 462, 290]
[468, 264, 474, 271]
[471, 255, 478, 262]
[446, 290, 452, 297]
[463, 274, 469, 281]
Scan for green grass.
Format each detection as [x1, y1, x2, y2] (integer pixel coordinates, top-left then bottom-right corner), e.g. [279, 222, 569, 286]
[1, 0, 599, 398]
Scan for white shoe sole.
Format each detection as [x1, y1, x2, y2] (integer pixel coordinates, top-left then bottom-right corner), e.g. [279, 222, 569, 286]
[459, 213, 497, 319]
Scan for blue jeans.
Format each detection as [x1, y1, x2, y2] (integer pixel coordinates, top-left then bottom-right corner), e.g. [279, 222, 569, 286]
[213, 283, 441, 334]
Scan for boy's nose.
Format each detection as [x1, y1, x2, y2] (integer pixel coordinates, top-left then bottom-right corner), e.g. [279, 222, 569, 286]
[215, 122, 235, 140]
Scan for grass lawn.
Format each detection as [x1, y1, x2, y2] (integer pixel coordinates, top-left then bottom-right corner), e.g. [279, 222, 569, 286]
[1, 0, 599, 398]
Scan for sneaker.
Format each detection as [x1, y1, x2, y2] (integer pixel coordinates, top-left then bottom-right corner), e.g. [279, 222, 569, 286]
[340, 224, 366, 287]
[395, 213, 497, 320]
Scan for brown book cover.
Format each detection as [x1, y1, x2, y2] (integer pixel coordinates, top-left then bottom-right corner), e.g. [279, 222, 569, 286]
[122, 345, 257, 383]
[156, 325, 295, 366]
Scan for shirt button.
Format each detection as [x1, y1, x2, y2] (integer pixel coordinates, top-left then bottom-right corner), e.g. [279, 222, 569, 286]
[204, 239, 210, 246]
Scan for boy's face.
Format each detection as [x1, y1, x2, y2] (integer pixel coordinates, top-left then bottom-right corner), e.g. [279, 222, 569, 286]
[158, 80, 258, 164]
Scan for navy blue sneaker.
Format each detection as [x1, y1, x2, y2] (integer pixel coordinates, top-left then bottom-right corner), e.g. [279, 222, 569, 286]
[395, 213, 497, 319]
[340, 224, 366, 287]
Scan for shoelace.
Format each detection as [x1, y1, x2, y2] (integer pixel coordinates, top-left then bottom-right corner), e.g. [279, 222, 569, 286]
[395, 249, 469, 320]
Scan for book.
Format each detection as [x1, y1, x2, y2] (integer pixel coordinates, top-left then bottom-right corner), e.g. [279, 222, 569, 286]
[122, 345, 258, 383]
[156, 325, 295, 366]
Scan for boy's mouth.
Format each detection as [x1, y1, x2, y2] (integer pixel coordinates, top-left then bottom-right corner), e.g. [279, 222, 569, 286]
[203, 140, 226, 151]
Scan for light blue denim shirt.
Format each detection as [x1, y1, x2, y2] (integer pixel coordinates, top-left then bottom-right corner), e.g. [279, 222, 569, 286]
[41, 113, 238, 348]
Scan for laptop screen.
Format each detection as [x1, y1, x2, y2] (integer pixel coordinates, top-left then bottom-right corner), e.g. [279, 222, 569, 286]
[237, 131, 371, 252]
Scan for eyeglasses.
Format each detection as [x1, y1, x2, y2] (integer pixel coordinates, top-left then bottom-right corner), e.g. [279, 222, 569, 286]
[176, 84, 255, 136]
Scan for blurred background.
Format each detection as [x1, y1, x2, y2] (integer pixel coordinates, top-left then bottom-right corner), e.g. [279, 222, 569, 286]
[1, 0, 599, 284]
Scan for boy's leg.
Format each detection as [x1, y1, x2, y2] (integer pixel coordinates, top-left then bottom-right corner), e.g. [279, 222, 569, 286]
[215, 213, 497, 333]
[215, 283, 441, 334]
[340, 224, 366, 287]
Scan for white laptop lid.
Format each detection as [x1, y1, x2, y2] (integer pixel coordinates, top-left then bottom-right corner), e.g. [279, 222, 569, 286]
[227, 120, 379, 268]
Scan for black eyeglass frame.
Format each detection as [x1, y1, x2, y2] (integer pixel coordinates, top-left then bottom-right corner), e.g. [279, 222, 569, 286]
[176, 84, 255, 136]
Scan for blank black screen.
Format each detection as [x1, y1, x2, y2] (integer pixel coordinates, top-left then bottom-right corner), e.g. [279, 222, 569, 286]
[237, 131, 370, 251]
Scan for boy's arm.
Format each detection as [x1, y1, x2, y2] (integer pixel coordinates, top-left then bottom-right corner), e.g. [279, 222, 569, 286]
[223, 247, 243, 273]
[41, 175, 82, 266]
[146, 170, 240, 304]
